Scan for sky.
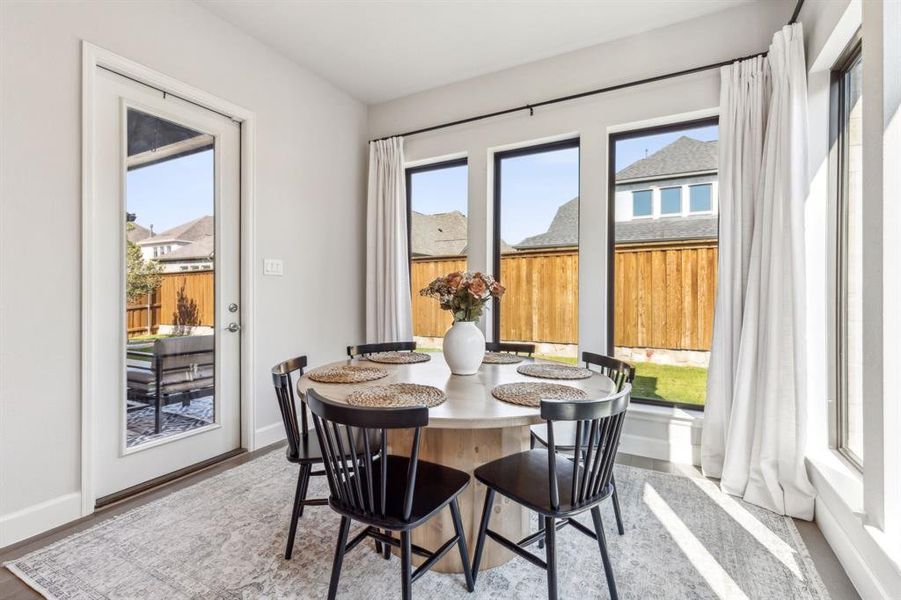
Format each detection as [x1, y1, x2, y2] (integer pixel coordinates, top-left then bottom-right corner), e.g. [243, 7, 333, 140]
[127, 149, 214, 234]
[410, 123, 718, 246]
[128, 123, 718, 242]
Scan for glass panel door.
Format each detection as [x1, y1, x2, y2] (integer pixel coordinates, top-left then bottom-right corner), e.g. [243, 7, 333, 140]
[93, 67, 241, 501]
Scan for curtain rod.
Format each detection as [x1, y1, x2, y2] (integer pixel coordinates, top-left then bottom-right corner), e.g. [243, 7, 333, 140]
[370, 0, 804, 143]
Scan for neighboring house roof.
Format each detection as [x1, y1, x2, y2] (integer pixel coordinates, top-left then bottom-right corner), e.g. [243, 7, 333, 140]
[514, 197, 717, 250]
[157, 235, 214, 262]
[127, 223, 152, 243]
[137, 215, 214, 246]
[410, 211, 516, 256]
[615, 136, 717, 182]
[615, 215, 718, 244]
[515, 198, 578, 249]
[411, 210, 468, 257]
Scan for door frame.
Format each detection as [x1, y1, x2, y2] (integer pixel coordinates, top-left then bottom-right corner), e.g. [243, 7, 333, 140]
[80, 42, 257, 516]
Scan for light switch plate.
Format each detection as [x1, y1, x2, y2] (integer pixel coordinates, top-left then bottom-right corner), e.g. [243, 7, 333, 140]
[264, 258, 284, 276]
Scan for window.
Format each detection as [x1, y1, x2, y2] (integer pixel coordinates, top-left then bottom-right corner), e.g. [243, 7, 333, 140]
[834, 41, 863, 466]
[610, 118, 719, 408]
[406, 158, 468, 350]
[494, 139, 580, 359]
[632, 190, 653, 217]
[660, 187, 682, 215]
[689, 184, 712, 212]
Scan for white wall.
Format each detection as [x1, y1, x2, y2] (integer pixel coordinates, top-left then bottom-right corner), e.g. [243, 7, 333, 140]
[369, 1, 791, 463]
[0, 0, 367, 546]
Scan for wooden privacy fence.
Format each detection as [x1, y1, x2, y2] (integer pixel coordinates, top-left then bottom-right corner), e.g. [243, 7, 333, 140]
[613, 242, 717, 351]
[410, 256, 467, 339]
[411, 242, 717, 351]
[126, 270, 215, 337]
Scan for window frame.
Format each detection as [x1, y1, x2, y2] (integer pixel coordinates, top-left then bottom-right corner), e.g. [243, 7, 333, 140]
[831, 36, 863, 469]
[659, 186, 683, 216]
[631, 189, 655, 218]
[688, 183, 713, 214]
[607, 116, 718, 411]
[492, 137, 581, 343]
[405, 157, 469, 271]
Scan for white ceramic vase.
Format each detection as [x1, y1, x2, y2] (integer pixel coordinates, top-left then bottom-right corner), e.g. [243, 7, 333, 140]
[443, 321, 486, 375]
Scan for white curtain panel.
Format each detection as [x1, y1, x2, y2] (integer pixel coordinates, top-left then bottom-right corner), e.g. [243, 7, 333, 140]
[365, 137, 413, 342]
[702, 55, 770, 482]
[702, 24, 816, 519]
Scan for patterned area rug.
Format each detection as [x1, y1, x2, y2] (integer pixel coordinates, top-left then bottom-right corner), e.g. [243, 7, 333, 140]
[126, 397, 214, 447]
[5, 450, 830, 599]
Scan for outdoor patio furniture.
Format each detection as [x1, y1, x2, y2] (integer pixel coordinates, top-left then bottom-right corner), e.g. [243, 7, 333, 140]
[126, 335, 215, 434]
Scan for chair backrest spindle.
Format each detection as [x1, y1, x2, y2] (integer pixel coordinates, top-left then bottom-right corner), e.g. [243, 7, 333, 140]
[485, 341, 535, 356]
[347, 341, 417, 359]
[271, 356, 310, 460]
[306, 389, 429, 521]
[582, 352, 635, 392]
[542, 384, 631, 510]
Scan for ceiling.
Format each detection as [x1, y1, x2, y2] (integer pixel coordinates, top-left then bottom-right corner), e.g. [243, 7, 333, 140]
[198, 0, 753, 104]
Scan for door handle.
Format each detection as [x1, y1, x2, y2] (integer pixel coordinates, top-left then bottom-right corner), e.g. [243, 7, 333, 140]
[225, 322, 242, 333]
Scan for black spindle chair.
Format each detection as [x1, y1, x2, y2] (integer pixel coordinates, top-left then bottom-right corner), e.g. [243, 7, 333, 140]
[271, 356, 333, 560]
[530, 351, 635, 537]
[472, 384, 632, 600]
[485, 341, 535, 356]
[347, 341, 417, 359]
[306, 389, 474, 600]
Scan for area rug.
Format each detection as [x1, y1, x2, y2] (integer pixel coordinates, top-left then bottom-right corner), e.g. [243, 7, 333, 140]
[5, 450, 830, 599]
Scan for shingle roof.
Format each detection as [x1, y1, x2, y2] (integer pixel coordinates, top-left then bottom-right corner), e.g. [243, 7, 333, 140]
[515, 198, 578, 249]
[127, 223, 152, 243]
[411, 211, 468, 257]
[158, 235, 214, 261]
[615, 215, 718, 244]
[411, 211, 515, 256]
[138, 215, 214, 245]
[513, 198, 717, 249]
[615, 136, 717, 182]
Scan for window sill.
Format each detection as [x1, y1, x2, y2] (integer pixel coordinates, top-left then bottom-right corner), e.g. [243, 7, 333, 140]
[806, 448, 863, 514]
[628, 401, 704, 425]
[806, 450, 901, 597]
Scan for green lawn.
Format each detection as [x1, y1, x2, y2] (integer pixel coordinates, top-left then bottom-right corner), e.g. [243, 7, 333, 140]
[427, 348, 707, 406]
[632, 362, 707, 406]
[537, 355, 707, 406]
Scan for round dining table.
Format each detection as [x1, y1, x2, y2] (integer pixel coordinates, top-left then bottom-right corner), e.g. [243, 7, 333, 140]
[297, 352, 615, 573]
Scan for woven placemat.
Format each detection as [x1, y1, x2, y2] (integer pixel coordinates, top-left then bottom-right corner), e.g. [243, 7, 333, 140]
[346, 383, 446, 408]
[482, 352, 524, 365]
[364, 351, 431, 364]
[492, 382, 588, 407]
[517, 363, 593, 380]
[307, 365, 388, 384]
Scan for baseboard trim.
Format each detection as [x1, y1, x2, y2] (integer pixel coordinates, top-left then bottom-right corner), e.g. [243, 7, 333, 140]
[807, 455, 900, 599]
[814, 494, 887, 599]
[620, 405, 702, 465]
[0, 492, 82, 549]
[254, 422, 286, 449]
[618, 431, 700, 465]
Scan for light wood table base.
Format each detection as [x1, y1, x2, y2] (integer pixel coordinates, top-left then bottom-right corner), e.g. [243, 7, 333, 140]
[389, 425, 531, 573]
